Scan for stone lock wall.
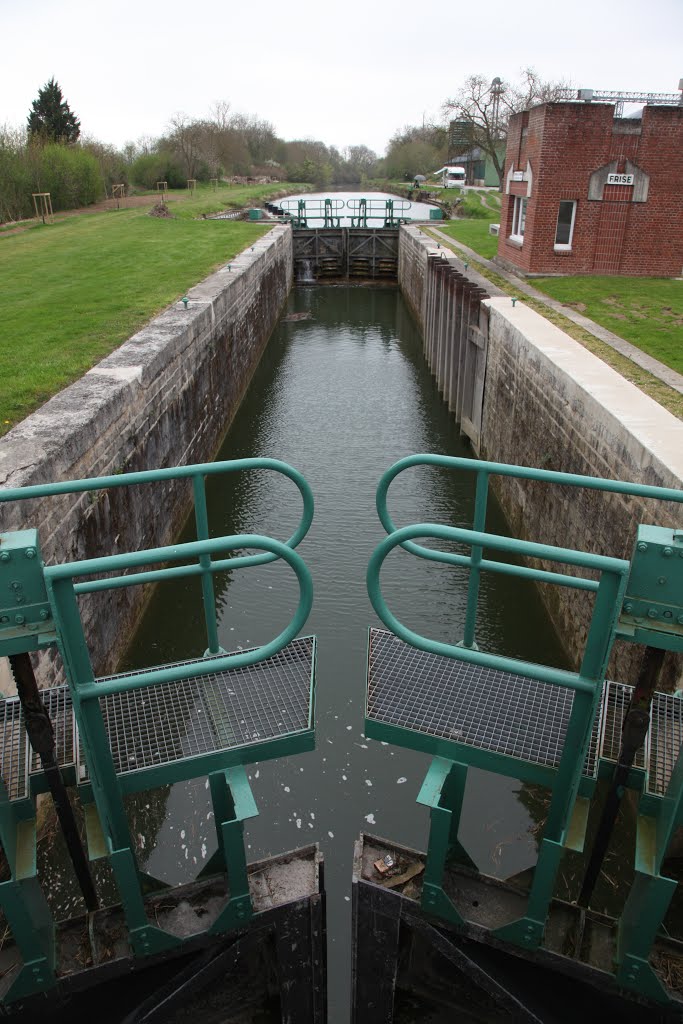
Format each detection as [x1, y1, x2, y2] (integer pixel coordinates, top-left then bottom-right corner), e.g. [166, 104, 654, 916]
[0, 224, 293, 686]
[480, 299, 683, 685]
[398, 225, 683, 684]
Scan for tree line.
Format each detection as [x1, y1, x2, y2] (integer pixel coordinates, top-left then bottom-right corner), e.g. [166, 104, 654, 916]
[0, 70, 566, 224]
[0, 81, 383, 224]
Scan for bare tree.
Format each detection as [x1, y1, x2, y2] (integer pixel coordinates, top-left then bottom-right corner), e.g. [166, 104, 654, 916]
[209, 100, 232, 132]
[443, 68, 571, 184]
[167, 112, 206, 179]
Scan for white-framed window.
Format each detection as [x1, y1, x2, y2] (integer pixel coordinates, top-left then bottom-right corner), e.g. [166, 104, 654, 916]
[554, 200, 577, 250]
[510, 196, 528, 243]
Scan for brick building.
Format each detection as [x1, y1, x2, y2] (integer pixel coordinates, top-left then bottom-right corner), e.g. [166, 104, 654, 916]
[496, 100, 683, 276]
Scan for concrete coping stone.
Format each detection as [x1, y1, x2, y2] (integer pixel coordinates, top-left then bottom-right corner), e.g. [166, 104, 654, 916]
[486, 297, 683, 481]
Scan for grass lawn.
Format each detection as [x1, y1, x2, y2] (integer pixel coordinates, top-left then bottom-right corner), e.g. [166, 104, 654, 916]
[532, 276, 683, 374]
[168, 182, 311, 219]
[434, 220, 500, 259]
[0, 184, 306, 435]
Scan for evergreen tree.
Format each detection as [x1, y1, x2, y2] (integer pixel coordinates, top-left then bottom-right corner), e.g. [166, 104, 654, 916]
[27, 78, 81, 143]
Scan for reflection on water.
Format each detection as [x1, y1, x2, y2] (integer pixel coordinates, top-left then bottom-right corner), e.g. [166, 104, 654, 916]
[118, 286, 569, 1022]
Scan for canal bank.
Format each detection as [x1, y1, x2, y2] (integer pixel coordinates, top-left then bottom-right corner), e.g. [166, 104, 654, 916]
[0, 224, 293, 685]
[398, 224, 683, 689]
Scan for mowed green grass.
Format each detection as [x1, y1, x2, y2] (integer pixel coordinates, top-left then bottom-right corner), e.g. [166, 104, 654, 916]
[0, 207, 269, 435]
[533, 276, 683, 373]
[435, 220, 500, 259]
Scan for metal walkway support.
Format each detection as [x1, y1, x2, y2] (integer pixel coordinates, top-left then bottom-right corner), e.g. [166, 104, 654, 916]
[0, 459, 317, 1005]
[365, 454, 683, 1005]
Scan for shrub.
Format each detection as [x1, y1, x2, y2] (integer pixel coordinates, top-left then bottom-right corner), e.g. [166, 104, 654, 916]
[0, 133, 103, 223]
[0, 134, 32, 222]
[131, 151, 185, 190]
[34, 144, 103, 210]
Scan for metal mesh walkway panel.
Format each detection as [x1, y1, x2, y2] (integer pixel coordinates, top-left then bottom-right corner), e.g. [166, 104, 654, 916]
[648, 690, 683, 797]
[366, 628, 600, 776]
[0, 639, 314, 799]
[80, 637, 315, 778]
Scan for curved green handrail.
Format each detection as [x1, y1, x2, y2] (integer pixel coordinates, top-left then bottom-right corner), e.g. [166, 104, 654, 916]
[1, 458, 314, 655]
[0, 457, 314, 569]
[376, 454, 683, 567]
[46, 533, 313, 700]
[367, 521, 629, 692]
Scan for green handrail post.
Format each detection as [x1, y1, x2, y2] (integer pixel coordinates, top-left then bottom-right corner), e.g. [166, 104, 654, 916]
[461, 470, 489, 649]
[192, 474, 223, 655]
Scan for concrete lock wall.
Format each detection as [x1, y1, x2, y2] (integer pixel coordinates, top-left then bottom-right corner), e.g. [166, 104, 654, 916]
[398, 224, 683, 684]
[0, 224, 293, 688]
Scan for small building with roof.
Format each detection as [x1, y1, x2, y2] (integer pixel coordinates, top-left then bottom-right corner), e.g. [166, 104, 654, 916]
[496, 89, 683, 277]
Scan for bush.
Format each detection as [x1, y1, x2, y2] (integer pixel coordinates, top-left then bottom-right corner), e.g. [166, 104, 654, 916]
[131, 151, 185, 190]
[81, 139, 131, 196]
[0, 133, 103, 223]
[0, 135, 32, 222]
[34, 144, 103, 210]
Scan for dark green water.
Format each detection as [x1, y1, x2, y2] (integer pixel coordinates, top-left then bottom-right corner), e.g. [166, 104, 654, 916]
[119, 285, 568, 1021]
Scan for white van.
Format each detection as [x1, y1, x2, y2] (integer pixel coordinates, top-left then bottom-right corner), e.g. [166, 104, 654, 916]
[442, 165, 466, 188]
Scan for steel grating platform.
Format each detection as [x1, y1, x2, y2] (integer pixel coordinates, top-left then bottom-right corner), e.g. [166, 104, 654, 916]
[648, 690, 683, 796]
[80, 637, 315, 779]
[0, 637, 314, 801]
[366, 629, 598, 775]
[366, 629, 683, 788]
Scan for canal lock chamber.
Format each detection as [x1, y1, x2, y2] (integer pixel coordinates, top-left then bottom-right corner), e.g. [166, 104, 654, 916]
[3, 213, 682, 1022]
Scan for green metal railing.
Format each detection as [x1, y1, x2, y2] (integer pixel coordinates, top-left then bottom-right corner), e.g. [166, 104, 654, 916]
[279, 197, 413, 229]
[47, 531, 313, 696]
[375, 454, 683, 650]
[366, 455, 683, 990]
[279, 197, 345, 228]
[0, 457, 314, 657]
[368, 521, 628, 694]
[0, 458, 317, 984]
[346, 198, 412, 228]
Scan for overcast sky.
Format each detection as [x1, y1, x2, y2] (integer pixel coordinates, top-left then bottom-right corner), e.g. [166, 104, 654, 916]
[2, 0, 681, 156]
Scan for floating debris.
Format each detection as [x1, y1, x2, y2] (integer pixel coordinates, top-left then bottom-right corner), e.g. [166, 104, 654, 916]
[374, 854, 395, 876]
[283, 311, 313, 322]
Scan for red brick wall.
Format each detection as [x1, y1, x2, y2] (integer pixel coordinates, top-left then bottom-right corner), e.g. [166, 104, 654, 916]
[497, 102, 683, 277]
